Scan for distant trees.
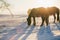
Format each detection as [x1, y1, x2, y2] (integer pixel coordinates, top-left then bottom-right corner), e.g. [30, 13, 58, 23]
[0, 0, 13, 17]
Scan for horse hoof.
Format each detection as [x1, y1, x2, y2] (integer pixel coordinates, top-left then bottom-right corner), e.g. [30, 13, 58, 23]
[33, 25, 36, 26]
[53, 21, 55, 23]
[40, 25, 43, 26]
[28, 25, 30, 26]
[46, 24, 48, 26]
[33, 24, 36, 26]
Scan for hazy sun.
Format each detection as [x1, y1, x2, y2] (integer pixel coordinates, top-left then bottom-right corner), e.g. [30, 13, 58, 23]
[37, 0, 56, 8]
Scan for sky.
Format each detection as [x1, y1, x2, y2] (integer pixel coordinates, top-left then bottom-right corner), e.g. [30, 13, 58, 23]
[0, 0, 60, 15]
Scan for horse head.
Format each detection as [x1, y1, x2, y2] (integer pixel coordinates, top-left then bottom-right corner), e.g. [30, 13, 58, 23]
[27, 17, 31, 26]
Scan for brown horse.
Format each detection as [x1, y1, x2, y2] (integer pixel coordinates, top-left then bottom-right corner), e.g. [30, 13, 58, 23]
[27, 7, 59, 26]
[47, 7, 59, 22]
[27, 7, 49, 26]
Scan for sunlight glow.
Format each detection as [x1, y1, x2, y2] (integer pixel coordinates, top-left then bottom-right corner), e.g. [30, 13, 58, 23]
[0, 0, 60, 15]
[37, 0, 56, 8]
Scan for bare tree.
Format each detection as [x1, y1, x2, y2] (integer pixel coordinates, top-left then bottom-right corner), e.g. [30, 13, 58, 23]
[0, 0, 13, 17]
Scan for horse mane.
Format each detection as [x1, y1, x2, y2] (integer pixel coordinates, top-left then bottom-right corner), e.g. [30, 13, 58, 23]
[27, 7, 44, 16]
[27, 9, 32, 16]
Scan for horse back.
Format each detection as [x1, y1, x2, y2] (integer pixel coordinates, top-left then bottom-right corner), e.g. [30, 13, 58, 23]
[30, 7, 49, 17]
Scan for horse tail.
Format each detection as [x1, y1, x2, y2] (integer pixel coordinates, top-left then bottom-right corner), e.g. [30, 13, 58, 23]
[57, 8, 59, 21]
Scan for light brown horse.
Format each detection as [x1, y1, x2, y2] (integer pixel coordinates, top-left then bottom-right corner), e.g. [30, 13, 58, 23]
[27, 7, 49, 26]
[27, 7, 59, 26]
[47, 7, 59, 22]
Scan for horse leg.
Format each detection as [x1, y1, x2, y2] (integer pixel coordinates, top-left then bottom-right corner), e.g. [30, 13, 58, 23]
[33, 17, 36, 26]
[46, 17, 49, 26]
[53, 14, 56, 23]
[40, 17, 44, 26]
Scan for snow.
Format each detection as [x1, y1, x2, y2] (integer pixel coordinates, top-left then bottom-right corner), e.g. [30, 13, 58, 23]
[0, 16, 60, 40]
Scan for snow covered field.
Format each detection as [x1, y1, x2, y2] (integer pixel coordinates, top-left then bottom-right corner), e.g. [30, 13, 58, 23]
[0, 16, 60, 40]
